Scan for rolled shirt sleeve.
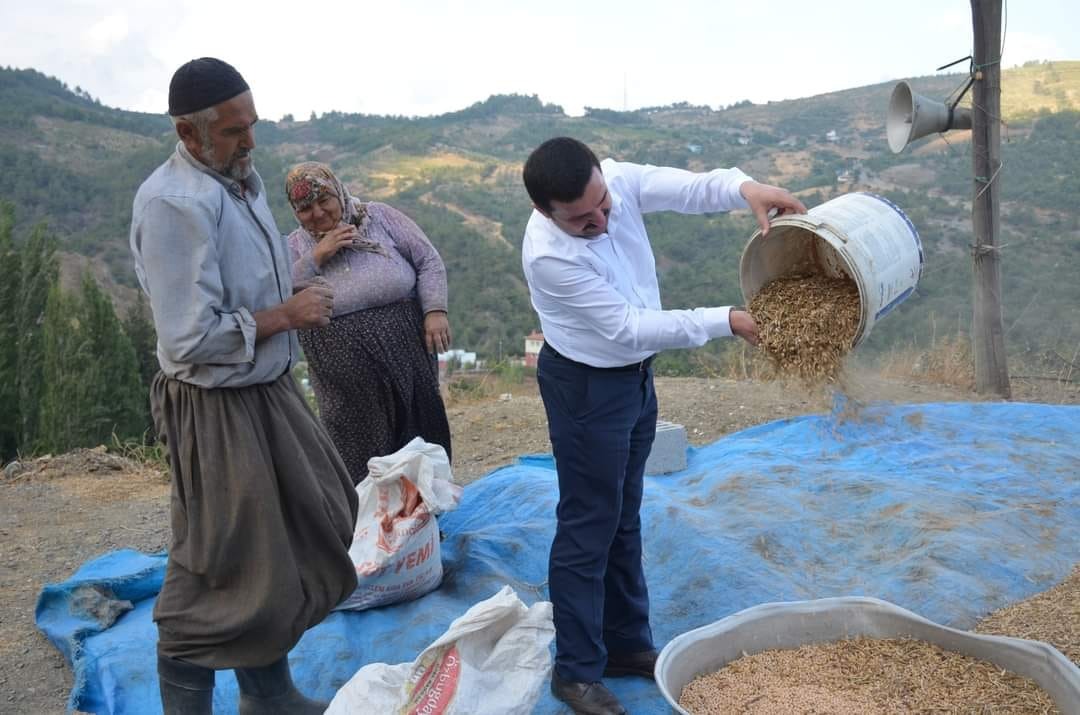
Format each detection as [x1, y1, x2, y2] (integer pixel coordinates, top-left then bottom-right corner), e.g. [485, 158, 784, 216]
[135, 196, 256, 365]
[529, 254, 733, 354]
[629, 162, 752, 215]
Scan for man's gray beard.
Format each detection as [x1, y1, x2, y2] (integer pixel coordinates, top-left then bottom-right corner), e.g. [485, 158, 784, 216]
[201, 135, 254, 181]
[221, 157, 255, 182]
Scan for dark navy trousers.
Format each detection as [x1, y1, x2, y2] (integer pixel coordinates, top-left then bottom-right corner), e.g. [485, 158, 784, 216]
[536, 344, 657, 683]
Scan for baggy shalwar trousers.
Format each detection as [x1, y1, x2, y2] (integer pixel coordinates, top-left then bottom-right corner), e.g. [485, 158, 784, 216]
[150, 371, 359, 669]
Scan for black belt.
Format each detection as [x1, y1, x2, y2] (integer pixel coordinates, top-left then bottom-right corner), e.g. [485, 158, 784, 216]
[541, 343, 654, 372]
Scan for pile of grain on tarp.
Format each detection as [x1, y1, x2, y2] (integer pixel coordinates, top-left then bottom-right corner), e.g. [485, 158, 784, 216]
[749, 273, 860, 383]
[975, 564, 1080, 664]
[678, 636, 1059, 715]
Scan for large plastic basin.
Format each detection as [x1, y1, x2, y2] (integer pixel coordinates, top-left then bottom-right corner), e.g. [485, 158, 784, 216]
[656, 596, 1080, 714]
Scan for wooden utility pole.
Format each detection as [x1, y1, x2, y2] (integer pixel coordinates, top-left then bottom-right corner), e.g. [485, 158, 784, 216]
[970, 0, 1011, 397]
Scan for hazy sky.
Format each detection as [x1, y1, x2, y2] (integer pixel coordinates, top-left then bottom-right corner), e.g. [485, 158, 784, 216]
[3, 0, 1077, 120]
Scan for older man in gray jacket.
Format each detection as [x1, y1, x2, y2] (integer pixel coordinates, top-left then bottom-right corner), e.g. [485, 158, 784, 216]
[130, 57, 358, 714]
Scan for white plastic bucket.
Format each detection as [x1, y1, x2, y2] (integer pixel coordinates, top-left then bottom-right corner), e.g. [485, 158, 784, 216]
[655, 597, 1080, 715]
[739, 192, 923, 346]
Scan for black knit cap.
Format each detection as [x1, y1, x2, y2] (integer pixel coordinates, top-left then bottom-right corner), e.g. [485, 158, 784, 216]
[168, 57, 250, 116]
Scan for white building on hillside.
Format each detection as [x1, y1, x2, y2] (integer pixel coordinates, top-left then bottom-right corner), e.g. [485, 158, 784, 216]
[524, 331, 544, 367]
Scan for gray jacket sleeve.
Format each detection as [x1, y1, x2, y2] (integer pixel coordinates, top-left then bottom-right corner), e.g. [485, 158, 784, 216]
[133, 195, 256, 365]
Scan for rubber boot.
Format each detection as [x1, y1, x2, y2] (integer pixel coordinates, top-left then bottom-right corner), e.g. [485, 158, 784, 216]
[158, 654, 215, 715]
[235, 656, 328, 715]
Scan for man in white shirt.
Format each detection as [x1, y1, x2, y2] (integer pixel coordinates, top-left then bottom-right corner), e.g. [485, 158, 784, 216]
[521, 137, 805, 715]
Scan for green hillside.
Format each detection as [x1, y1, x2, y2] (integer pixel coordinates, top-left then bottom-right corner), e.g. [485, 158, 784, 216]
[2, 61, 1079, 371]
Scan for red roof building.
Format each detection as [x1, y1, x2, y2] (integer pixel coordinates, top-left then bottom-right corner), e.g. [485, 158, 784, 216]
[524, 331, 544, 368]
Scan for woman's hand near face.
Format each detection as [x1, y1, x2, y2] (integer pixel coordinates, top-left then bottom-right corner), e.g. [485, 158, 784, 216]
[312, 224, 358, 267]
[423, 311, 451, 354]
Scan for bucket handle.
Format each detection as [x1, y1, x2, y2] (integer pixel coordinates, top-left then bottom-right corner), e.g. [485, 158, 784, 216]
[818, 221, 849, 243]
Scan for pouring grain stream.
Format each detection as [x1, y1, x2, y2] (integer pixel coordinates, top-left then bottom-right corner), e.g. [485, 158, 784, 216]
[749, 274, 861, 384]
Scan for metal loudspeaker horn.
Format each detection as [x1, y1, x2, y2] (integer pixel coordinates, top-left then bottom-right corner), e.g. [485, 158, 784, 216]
[886, 80, 973, 153]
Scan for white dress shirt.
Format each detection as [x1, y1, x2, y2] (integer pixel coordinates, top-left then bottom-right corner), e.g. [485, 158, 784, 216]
[522, 159, 752, 368]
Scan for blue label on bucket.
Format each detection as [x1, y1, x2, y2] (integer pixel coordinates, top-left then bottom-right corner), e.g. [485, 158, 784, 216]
[861, 192, 924, 275]
[875, 286, 915, 321]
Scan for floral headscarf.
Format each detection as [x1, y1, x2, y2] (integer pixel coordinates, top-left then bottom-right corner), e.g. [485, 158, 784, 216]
[285, 161, 387, 256]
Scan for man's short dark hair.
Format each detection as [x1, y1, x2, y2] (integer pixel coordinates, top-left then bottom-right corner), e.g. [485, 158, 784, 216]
[523, 137, 601, 213]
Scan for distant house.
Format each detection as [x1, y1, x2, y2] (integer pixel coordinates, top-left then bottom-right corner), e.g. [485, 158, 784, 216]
[825, 130, 838, 143]
[524, 331, 545, 368]
[437, 348, 477, 382]
[438, 349, 477, 368]
[837, 169, 854, 183]
[686, 143, 703, 154]
[736, 135, 751, 146]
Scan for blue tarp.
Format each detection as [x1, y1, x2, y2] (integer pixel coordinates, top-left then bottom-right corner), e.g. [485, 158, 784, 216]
[37, 401, 1080, 714]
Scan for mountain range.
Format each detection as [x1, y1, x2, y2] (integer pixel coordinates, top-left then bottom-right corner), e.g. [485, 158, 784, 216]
[2, 61, 1078, 372]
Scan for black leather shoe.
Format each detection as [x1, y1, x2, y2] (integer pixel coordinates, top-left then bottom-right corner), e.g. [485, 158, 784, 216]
[551, 672, 627, 715]
[603, 649, 659, 679]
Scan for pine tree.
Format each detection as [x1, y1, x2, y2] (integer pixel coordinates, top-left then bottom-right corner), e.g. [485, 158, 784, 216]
[77, 274, 145, 446]
[123, 291, 158, 440]
[39, 275, 146, 452]
[0, 203, 21, 461]
[38, 284, 84, 452]
[16, 223, 57, 452]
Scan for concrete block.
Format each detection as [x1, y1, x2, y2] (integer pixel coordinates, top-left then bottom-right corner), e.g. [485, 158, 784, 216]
[646, 420, 688, 475]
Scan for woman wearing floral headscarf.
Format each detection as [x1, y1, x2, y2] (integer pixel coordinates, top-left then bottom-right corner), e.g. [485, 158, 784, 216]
[286, 162, 452, 483]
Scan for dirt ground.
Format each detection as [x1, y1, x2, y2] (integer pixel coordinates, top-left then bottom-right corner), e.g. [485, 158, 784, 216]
[1, 371, 1077, 714]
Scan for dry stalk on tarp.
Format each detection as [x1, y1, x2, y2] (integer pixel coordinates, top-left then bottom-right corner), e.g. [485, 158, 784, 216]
[975, 564, 1080, 665]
